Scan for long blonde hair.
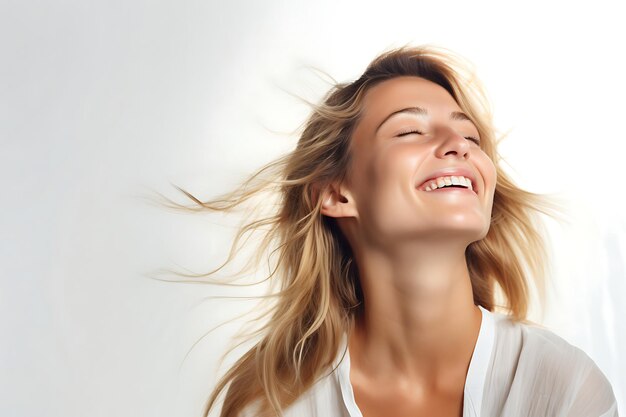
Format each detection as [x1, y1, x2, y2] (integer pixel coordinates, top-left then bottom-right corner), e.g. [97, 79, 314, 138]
[159, 44, 565, 416]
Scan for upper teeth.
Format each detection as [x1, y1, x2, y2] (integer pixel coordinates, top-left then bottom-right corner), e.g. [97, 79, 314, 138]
[423, 176, 473, 192]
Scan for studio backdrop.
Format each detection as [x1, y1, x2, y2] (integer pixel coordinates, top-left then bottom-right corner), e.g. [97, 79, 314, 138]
[1, 1, 624, 416]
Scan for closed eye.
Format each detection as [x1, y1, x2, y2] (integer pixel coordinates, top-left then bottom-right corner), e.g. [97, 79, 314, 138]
[396, 129, 424, 137]
[397, 129, 480, 146]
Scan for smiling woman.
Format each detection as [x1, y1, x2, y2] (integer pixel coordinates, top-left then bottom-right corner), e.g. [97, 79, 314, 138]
[165, 45, 618, 417]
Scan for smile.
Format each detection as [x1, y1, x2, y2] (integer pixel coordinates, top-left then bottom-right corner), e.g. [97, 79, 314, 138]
[418, 175, 477, 195]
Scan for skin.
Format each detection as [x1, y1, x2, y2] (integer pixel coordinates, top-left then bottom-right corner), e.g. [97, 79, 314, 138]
[319, 76, 497, 417]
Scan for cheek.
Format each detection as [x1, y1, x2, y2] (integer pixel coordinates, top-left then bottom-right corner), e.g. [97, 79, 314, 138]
[484, 158, 497, 192]
[478, 156, 498, 211]
[368, 144, 421, 186]
[356, 145, 422, 217]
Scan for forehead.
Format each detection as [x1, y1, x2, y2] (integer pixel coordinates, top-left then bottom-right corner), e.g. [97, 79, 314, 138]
[364, 76, 459, 116]
[354, 76, 461, 134]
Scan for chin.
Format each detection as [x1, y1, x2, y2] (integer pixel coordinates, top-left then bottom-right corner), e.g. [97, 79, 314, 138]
[443, 216, 489, 232]
[428, 221, 489, 245]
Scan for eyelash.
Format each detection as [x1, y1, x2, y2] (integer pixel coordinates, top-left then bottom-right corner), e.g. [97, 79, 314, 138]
[396, 129, 481, 145]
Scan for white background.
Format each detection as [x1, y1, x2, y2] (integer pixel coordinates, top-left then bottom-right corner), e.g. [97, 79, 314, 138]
[1, 1, 624, 416]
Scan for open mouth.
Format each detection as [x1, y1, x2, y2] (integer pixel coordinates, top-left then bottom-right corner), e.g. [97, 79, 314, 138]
[418, 175, 478, 195]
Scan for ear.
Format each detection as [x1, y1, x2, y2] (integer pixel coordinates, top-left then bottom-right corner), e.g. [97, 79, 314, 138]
[318, 181, 358, 219]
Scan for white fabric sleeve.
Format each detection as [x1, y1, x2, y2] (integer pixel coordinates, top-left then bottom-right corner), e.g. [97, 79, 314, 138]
[565, 353, 619, 417]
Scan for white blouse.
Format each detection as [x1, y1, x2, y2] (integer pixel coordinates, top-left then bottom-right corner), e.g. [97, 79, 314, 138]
[241, 305, 618, 416]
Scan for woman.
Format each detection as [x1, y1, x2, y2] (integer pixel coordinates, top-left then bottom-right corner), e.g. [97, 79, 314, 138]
[170, 45, 618, 416]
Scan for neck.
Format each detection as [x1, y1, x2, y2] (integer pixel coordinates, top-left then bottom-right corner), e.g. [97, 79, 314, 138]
[348, 240, 482, 387]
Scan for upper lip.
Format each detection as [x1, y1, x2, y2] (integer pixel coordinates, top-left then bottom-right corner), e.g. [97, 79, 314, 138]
[417, 167, 478, 194]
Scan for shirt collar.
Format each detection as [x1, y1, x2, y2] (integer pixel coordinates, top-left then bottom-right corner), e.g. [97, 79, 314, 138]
[464, 305, 495, 417]
[333, 305, 495, 417]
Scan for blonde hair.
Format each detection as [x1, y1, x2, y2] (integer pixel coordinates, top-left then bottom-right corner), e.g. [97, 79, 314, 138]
[159, 44, 565, 416]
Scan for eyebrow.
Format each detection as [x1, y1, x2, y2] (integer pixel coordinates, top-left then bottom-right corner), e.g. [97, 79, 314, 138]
[375, 106, 473, 133]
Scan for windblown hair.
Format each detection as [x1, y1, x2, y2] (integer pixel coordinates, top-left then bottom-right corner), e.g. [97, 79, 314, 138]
[161, 45, 564, 417]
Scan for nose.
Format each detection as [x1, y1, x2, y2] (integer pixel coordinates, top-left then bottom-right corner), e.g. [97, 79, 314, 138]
[435, 127, 470, 159]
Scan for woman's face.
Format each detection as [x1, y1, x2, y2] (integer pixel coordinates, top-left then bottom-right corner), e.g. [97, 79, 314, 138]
[340, 76, 497, 248]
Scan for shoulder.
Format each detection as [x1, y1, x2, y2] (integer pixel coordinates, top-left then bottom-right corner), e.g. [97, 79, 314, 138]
[495, 314, 599, 377]
[280, 362, 348, 417]
[239, 363, 347, 417]
[488, 312, 617, 416]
